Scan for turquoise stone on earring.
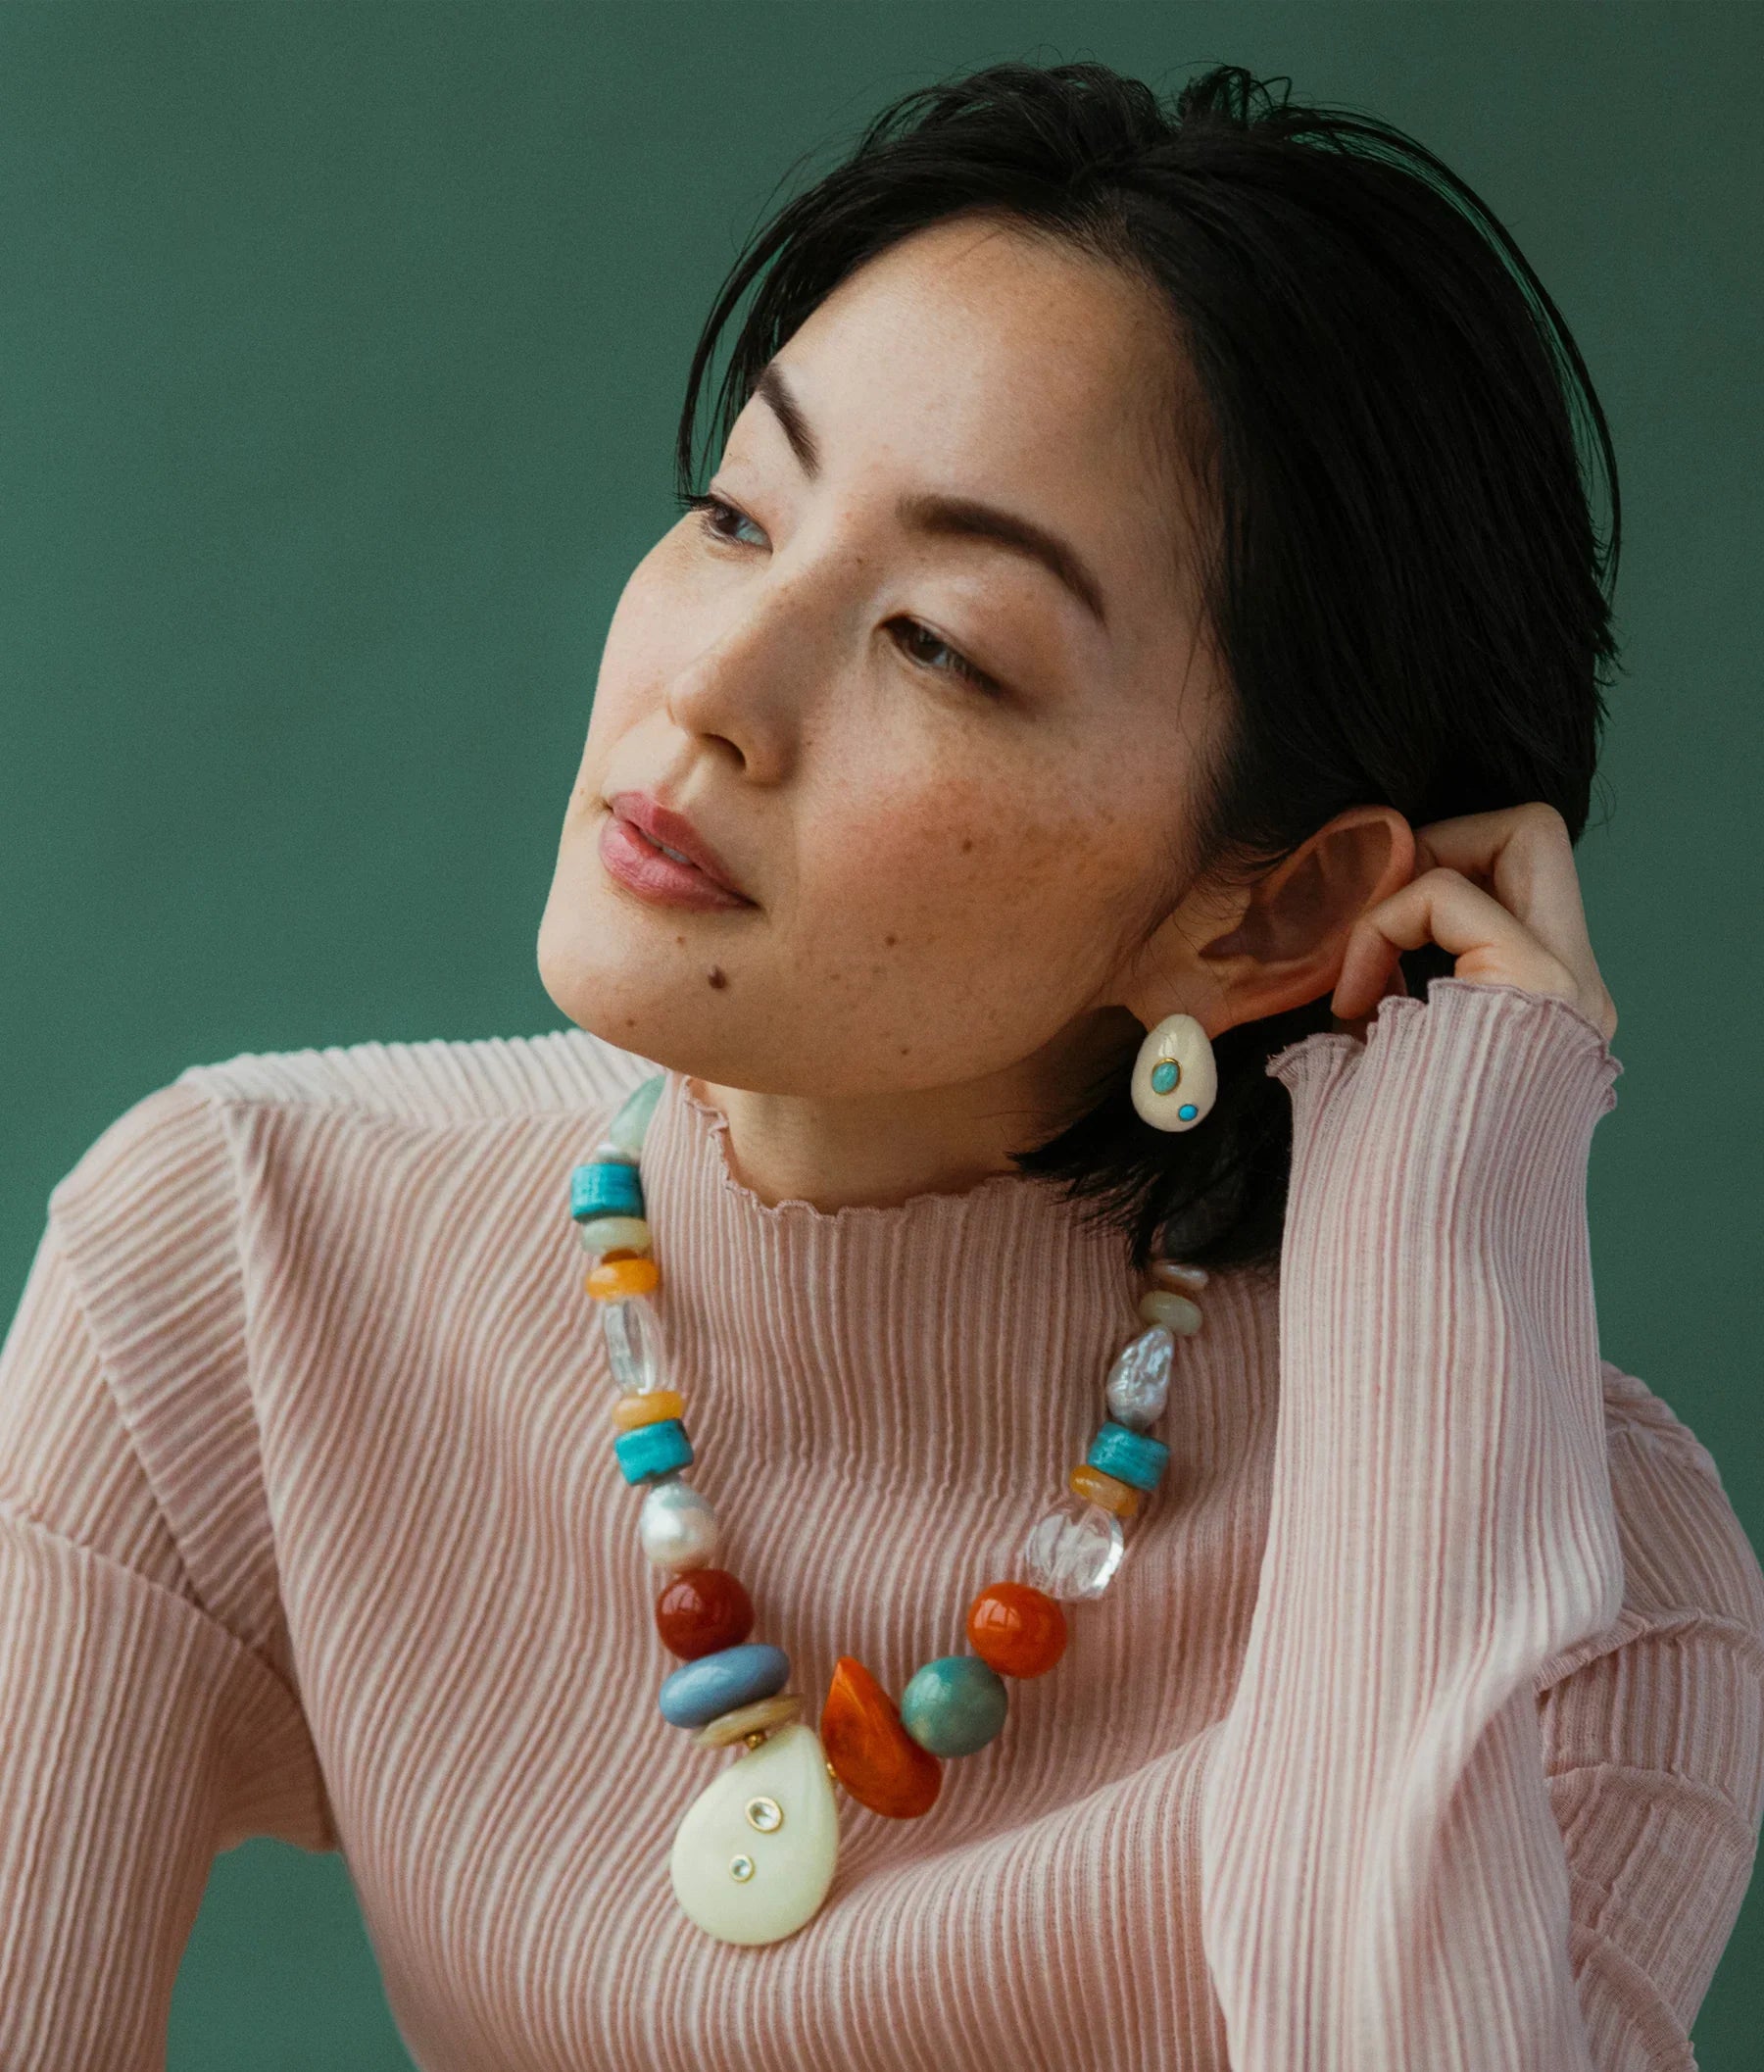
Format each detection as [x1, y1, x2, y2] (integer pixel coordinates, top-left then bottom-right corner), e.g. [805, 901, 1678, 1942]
[1178, 1103, 1198, 1120]
[1151, 1060, 1181, 1095]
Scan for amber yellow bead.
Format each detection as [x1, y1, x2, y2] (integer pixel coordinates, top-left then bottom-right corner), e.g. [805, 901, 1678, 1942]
[611, 1388, 685, 1433]
[1069, 1462, 1140, 1518]
[585, 1256, 661, 1301]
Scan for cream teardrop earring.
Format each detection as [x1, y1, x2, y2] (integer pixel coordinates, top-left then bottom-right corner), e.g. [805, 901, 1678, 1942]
[1131, 1012, 1217, 1132]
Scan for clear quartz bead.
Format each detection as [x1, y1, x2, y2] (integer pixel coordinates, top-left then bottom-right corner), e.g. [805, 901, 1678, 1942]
[602, 1290, 663, 1393]
[1104, 1324, 1175, 1431]
[1021, 1493, 1126, 1601]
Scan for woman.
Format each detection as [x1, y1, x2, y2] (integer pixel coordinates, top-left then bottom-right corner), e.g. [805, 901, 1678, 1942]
[2, 57, 1758, 2072]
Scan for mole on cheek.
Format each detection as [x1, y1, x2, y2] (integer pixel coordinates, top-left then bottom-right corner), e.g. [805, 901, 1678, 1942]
[707, 966, 728, 990]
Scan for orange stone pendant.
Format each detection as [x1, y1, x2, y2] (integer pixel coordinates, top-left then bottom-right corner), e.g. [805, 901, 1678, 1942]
[819, 1656, 943, 1818]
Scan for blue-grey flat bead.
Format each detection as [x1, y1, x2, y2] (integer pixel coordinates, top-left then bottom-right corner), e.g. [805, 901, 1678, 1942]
[899, 1653, 1008, 1757]
[1086, 1419, 1170, 1493]
[659, 1643, 792, 1729]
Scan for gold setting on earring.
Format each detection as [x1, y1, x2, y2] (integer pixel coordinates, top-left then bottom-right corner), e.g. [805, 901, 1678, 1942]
[1131, 1012, 1217, 1132]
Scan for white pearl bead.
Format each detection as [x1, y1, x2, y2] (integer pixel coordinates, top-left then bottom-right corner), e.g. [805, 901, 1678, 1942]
[639, 1474, 720, 1570]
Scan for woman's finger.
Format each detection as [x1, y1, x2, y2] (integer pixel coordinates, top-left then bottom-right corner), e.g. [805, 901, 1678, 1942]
[1331, 865, 1577, 1022]
[1410, 804, 1601, 993]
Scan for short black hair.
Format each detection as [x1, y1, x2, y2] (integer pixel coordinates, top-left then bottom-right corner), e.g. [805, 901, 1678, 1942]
[672, 59, 1621, 1277]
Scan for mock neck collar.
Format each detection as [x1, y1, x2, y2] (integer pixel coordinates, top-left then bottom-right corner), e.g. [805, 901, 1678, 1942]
[628, 1065, 1276, 1490]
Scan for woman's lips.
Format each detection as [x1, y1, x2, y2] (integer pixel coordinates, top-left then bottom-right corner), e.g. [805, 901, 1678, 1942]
[598, 808, 756, 912]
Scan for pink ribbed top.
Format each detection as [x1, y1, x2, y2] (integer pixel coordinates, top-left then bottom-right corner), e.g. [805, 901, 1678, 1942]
[2, 977, 1761, 2071]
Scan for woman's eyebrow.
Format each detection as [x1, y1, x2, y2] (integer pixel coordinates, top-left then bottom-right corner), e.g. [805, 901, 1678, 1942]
[754, 361, 1110, 630]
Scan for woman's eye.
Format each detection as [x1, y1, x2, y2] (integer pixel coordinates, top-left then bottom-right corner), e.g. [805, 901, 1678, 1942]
[675, 490, 1004, 699]
[677, 490, 766, 549]
[887, 618, 1004, 697]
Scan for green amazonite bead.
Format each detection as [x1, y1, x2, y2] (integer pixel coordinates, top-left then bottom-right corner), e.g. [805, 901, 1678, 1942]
[609, 1074, 666, 1158]
[899, 1654, 1009, 1757]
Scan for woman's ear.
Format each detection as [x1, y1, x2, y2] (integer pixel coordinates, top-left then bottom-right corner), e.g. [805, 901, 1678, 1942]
[1198, 807, 1416, 1030]
[1109, 807, 1414, 1040]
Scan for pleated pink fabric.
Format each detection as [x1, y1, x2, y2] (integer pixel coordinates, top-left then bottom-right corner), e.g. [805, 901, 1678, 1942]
[2, 976, 1761, 2071]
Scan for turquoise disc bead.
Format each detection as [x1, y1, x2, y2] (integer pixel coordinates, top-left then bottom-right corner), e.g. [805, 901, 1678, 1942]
[613, 1418, 692, 1485]
[1086, 1419, 1170, 1493]
[571, 1159, 646, 1222]
[899, 1654, 1009, 1757]
[659, 1642, 791, 1729]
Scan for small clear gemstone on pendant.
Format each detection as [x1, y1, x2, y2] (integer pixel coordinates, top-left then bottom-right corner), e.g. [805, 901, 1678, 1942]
[729, 1853, 755, 1882]
[745, 1796, 783, 1832]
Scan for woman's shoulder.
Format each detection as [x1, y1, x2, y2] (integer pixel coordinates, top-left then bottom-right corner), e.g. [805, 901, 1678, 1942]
[169, 1021, 658, 1128]
[47, 1023, 659, 1250]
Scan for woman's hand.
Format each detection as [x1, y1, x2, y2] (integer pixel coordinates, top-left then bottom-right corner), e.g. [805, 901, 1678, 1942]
[1331, 802, 1618, 1043]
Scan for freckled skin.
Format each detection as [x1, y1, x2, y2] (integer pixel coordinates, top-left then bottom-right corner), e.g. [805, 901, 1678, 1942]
[537, 214, 1412, 1210]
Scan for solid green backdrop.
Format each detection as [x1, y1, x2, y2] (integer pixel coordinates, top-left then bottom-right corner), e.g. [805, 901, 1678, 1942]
[1, 3, 1758, 2065]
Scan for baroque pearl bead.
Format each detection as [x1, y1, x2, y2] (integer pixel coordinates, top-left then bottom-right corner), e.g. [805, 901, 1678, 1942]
[1021, 1492, 1126, 1601]
[638, 1473, 720, 1570]
[1104, 1324, 1175, 1430]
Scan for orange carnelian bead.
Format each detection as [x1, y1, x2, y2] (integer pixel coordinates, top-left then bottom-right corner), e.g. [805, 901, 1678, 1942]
[1069, 1462, 1139, 1518]
[585, 1256, 660, 1301]
[611, 1388, 685, 1433]
[821, 1656, 943, 1818]
[967, 1581, 1068, 1679]
[655, 1567, 755, 1661]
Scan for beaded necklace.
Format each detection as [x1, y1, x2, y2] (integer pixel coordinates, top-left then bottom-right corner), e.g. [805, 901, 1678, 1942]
[570, 1071, 1205, 1947]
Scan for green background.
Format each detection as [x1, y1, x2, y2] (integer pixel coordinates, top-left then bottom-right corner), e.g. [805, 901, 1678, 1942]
[2, 3, 1758, 2064]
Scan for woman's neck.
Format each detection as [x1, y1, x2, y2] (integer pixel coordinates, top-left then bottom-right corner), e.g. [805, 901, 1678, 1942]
[688, 1008, 1138, 1213]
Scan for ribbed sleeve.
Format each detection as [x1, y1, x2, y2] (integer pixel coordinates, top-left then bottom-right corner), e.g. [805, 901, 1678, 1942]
[0, 1084, 333, 2072]
[1198, 977, 1764, 2070]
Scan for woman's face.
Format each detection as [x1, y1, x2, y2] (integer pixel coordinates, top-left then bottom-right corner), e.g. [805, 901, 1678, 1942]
[539, 214, 1235, 1113]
